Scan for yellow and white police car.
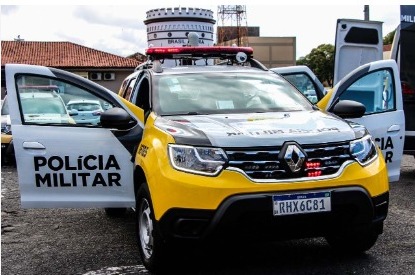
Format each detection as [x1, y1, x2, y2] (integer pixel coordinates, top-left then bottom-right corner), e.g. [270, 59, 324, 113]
[5, 45, 404, 272]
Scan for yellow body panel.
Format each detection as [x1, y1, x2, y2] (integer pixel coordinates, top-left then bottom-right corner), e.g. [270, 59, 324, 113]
[119, 96, 145, 123]
[136, 117, 389, 221]
[1, 133, 12, 144]
[317, 88, 333, 109]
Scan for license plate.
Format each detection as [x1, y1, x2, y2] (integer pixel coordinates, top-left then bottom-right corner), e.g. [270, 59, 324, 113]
[272, 191, 331, 216]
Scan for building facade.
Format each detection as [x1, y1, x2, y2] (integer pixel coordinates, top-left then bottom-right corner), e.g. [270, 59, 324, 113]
[219, 36, 296, 68]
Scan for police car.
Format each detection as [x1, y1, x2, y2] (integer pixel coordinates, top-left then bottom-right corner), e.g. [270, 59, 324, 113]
[5, 45, 404, 272]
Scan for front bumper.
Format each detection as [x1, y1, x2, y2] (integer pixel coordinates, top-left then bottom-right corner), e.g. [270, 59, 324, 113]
[143, 145, 388, 241]
[147, 154, 388, 220]
[158, 187, 389, 241]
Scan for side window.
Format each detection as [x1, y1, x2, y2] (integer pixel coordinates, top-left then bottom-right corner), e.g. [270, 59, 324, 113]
[118, 77, 130, 96]
[122, 78, 137, 101]
[16, 75, 114, 126]
[282, 73, 319, 104]
[132, 76, 150, 112]
[338, 69, 395, 114]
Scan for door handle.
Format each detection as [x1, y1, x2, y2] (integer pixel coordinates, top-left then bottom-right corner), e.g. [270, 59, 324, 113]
[22, 141, 46, 150]
[387, 125, 400, 133]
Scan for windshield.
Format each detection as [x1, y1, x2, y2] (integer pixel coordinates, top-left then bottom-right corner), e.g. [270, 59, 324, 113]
[153, 72, 313, 115]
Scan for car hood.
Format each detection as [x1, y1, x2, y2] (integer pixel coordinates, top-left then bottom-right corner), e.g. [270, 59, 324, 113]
[155, 110, 358, 147]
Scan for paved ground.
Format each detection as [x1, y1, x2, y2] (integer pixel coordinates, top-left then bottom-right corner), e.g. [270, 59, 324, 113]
[1, 155, 414, 275]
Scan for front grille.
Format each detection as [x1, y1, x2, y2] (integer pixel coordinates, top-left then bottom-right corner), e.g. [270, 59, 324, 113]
[225, 141, 353, 180]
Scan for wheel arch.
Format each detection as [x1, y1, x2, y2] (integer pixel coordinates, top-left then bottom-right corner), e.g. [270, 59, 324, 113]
[133, 165, 147, 198]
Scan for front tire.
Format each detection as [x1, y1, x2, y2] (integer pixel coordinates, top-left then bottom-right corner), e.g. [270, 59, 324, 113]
[136, 184, 169, 272]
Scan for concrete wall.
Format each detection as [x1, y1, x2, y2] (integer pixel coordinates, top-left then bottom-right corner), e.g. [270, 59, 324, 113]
[219, 36, 296, 69]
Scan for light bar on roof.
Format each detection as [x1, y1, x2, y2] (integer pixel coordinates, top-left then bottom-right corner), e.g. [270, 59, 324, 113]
[145, 46, 254, 60]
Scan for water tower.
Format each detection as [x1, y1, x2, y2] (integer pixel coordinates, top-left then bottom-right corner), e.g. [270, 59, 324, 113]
[144, 7, 216, 47]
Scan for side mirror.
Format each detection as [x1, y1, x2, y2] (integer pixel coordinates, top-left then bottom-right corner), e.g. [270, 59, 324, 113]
[331, 100, 366, 119]
[100, 107, 136, 130]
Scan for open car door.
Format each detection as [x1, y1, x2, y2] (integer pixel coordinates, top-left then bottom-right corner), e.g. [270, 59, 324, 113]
[272, 61, 404, 182]
[322, 60, 404, 182]
[333, 19, 383, 86]
[5, 64, 143, 208]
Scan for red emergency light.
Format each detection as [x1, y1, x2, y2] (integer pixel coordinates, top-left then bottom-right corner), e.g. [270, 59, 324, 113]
[138, 45, 267, 72]
[146, 46, 254, 56]
[305, 161, 322, 177]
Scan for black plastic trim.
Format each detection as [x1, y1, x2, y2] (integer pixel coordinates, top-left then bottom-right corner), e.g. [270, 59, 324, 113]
[158, 187, 389, 242]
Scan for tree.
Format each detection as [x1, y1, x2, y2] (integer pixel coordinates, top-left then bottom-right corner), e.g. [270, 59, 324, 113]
[297, 44, 334, 87]
[383, 30, 396, 45]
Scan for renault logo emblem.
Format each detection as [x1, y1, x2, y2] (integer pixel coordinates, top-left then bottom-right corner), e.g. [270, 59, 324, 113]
[284, 144, 305, 172]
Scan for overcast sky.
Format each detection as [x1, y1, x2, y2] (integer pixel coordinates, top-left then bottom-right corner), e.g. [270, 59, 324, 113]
[0, 1, 407, 59]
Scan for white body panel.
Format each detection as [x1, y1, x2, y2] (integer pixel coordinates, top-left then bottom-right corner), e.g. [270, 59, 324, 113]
[274, 60, 405, 182]
[328, 60, 405, 182]
[6, 64, 136, 208]
[333, 19, 383, 86]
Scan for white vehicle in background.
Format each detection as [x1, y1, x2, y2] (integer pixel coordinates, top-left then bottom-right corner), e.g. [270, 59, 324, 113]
[270, 65, 327, 104]
[66, 99, 104, 125]
[20, 90, 75, 124]
[2, 86, 75, 164]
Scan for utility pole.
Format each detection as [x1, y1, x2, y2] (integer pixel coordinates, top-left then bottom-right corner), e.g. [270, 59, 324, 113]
[217, 5, 248, 46]
[364, 5, 370, 20]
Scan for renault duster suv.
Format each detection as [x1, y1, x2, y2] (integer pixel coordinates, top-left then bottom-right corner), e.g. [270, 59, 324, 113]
[6, 45, 397, 273]
[117, 46, 389, 270]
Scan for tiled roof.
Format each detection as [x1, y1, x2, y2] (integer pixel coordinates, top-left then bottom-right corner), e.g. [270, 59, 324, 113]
[1, 41, 140, 68]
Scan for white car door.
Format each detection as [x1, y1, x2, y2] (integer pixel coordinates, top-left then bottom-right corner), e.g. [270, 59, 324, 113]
[325, 60, 405, 182]
[333, 19, 383, 86]
[6, 64, 143, 208]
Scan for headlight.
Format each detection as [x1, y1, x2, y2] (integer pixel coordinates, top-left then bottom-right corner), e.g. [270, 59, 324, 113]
[350, 135, 378, 166]
[168, 144, 227, 176]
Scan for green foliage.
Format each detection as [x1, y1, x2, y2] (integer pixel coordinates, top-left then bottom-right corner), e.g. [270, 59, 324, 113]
[383, 30, 396, 45]
[297, 44, 334, 87]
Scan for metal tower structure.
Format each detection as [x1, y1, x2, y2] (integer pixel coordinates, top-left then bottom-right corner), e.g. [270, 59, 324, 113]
[217, 5, 248, 46]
